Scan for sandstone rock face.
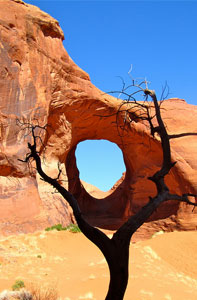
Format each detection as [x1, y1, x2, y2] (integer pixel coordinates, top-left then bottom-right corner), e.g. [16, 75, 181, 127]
[0, 0, 197, 238]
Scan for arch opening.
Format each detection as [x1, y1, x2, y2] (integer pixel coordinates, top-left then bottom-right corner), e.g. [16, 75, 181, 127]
[65, 136, 180, 230]
[75, 139, 126, 196]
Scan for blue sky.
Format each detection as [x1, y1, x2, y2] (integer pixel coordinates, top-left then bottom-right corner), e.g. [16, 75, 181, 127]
[25, 0, 197, 191]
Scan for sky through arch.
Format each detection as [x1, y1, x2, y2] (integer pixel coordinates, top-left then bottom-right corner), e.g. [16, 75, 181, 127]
[76, 140, 126, 192]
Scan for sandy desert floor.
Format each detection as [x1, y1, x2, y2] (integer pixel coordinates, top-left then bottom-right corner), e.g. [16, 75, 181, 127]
[0, 229, 196, 300]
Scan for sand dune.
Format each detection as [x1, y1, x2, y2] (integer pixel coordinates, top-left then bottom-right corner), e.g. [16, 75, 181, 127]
[0, 230, 196, 299]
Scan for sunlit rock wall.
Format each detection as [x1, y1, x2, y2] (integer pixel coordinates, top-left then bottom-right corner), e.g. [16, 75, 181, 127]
[0, 0, 197, 238]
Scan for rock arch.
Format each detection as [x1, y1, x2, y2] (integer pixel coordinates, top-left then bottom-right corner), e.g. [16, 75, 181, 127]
[43, 94, 184, 231]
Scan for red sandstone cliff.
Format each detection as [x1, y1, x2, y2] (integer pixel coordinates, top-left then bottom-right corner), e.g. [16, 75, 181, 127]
[0, 0, 197, 238]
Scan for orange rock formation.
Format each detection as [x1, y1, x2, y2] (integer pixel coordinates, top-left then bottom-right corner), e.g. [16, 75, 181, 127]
[0, 0, 197, 238]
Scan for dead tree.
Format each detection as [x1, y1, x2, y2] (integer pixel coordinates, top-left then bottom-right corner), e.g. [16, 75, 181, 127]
[19, 82, 197, 300]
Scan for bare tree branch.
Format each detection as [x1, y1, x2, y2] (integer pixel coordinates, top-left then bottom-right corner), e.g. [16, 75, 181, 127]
[169, 132, 197, 139]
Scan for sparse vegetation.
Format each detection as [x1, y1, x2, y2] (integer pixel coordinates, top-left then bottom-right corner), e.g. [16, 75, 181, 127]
[0, 285, 58, 300]
[45, 223, 81, 233]
[65, 223, 81, 233]
[45, 223, 67, 231]
[28, 284, 58, 300]
[12, 279, 25, 291]
[0, 289, 32, 300]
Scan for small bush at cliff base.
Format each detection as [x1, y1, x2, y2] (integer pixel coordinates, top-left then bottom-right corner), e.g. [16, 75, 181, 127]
[12, 280, 25, 291]
[45, 223, 81, 233]
[66, 223, 81, 233]
[45, 224, 66, 231]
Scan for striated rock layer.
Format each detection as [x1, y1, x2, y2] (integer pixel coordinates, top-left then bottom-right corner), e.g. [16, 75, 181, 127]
[0, 0, 197, 238]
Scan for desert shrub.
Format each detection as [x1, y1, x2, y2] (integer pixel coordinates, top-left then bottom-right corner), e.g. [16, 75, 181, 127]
[45, 224, 66, 232]
[12, 280, 25, 291]
[65, 223, 81, 233]
[0, 286, 58, 300]
[17, 290, 32, 300]
[0, 289, 32, 300]
[28, 285, 58, 300]
[45, 223, 81, 233]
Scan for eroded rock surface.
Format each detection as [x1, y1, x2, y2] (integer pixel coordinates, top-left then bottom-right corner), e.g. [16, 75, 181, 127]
[0, 0, 197, 238]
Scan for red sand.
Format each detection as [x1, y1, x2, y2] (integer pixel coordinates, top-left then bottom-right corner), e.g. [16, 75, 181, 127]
[0, 230, 196, 299]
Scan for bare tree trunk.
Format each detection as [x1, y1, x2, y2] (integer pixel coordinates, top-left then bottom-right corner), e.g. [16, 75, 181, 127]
[105, 245, 129, 300]
[76, 215, 130, 300]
